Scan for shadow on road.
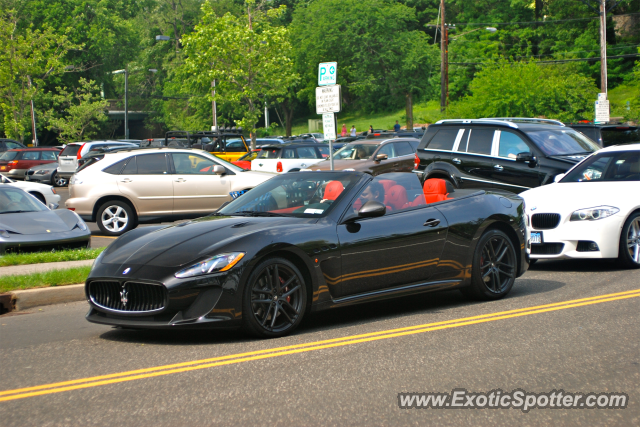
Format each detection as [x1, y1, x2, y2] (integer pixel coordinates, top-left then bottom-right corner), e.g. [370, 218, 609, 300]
[530, 258, 624, 273]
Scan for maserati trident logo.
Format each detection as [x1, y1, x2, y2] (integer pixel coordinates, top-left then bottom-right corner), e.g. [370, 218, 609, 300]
[122, 267, 131, 275]
[120, 285, 128, 307]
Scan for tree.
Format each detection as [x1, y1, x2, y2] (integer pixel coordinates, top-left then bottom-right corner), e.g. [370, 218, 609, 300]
[44, 78, 108, 143]
[178, 0, 298, 148]
[448, 60, 599, 122]
[0, 10, 76, 142]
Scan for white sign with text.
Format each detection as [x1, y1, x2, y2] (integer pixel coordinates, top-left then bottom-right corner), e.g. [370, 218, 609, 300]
[316, 85, 341, 114]
[322, 113, 336, 140]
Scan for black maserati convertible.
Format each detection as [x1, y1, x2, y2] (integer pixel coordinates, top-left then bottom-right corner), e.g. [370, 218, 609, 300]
[85, 171, 529, 338]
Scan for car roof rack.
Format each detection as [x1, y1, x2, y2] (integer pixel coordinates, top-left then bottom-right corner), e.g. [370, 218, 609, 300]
[480, 117, 565, 126]
[434, 119, 518, 129]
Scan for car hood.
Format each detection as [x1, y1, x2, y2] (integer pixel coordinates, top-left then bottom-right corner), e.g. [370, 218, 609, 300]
[311, 159, 370, 171]
[547, 154, 591, 164]
[8, 181, 53, 193]
[0, 210, 77, 234]
[521, 181, 639, 213]
[100, 215, 311, 269]
[27, 162, 59, 171]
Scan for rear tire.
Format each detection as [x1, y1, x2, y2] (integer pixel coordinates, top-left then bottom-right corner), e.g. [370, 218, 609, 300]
[96, 200, 137, 236]
[461, 229, 517, 301]
[617, 212, 640, 269]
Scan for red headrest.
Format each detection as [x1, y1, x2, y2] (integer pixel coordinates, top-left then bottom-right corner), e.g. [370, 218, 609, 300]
[424, 178, 448, 195]
[379, 179, 396, 194]
[324, 181, 344, 201]
[386, 185, 408, 211]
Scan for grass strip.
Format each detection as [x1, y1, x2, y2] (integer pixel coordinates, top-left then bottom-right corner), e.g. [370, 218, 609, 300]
[0, 266, 91, 293]
[0, 247, 105, 267]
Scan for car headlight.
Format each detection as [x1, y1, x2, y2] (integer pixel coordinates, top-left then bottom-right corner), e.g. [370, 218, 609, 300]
[0, 229, 10, 238]
[570, 206, 619, 221]
[69, 176, 83, 185]
[36, 170, 50, 175]
[175, 252, 245, 279]
[71, 211, 88, 230]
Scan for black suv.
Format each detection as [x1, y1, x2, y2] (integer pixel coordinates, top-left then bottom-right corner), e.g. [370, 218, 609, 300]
[565, 123, 639, 147]
[0, 139, 26, 152]
[414, 118, 600, 193]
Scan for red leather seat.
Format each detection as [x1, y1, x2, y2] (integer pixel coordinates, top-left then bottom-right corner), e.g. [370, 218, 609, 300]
[324, 181, 344, 201]
[379, 179, 396, 195]
[409, 194, 426, 207]
[423, 178, 448, 203]
[386, 185, 408, 211]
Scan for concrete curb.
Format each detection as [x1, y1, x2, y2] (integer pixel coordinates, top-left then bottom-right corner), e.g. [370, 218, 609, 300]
[3, 284, 85, 312]
[0, 259, 95, 276]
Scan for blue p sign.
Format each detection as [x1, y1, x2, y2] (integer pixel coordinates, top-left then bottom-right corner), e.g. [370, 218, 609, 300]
[318, 62, 337, 86]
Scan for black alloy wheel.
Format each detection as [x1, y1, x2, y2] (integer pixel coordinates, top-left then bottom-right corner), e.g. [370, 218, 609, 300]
[52, 171, 67, 187]
[618, 212, 640, 269]
[242, 257, 307, 338]
[462, 229, 517, 300]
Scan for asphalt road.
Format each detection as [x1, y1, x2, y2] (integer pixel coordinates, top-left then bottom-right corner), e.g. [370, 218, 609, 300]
[1, 260, 638, 426]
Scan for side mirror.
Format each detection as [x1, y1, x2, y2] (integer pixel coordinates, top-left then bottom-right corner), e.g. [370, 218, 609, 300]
[47, 203, 59, 210]
[554, 173, 565, 183]
[375, 154, 388, 162]
[516, 152, 535, 163]
[358, 200, 386, 218]
[213, 165, 225, 175]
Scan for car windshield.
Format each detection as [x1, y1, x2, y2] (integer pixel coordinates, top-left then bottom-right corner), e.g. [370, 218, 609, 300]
[0, 187, 47, 213]
[333, 144, 378, 160]
[0, 151, 19, 161]
[526, 129, 600, 156]
[218, 172, 362, 218]
[561, 151, 640, 182]
[601, 128, 640, 146]
[59, 144, 81, 157]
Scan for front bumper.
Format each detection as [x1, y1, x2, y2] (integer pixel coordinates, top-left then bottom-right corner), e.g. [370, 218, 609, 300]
[25, 172, 54, 183]
[1, 168, 27, 179]
[529, 214, 624, 260]
[0, 231, 91, 254]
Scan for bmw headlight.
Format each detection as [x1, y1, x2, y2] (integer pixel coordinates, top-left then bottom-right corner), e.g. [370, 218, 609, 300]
[570, 206, 619, 221]
[36, 170, 51, 175]
[175, 252, 245, 279]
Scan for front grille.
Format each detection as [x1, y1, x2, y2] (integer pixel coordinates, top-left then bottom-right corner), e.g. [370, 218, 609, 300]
[531, 243, 564, 255]
[532, 213, 561, 229]
[88, 281, 166, 313]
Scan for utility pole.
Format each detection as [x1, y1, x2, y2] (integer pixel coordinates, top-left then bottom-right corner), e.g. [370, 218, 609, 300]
[599, 0, 608, 95]
[211, 80, 218, 130]
[440, 0, 447, 112]
[264, 101, 269, 129]
[27, 76, 38, 146]
[124, 67, 129, 139]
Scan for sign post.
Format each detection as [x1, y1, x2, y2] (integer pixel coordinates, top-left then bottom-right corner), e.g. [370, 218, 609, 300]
[316, 62, 339, 170]
[595, 93, 609, 124]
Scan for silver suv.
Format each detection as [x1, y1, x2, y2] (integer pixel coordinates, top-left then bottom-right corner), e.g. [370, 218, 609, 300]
[65, 147, 275, 236]
[58, 141, 138, 179]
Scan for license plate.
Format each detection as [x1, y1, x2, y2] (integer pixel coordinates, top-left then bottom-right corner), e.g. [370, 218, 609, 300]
[531, 231, 543, 244]
[0, 166, 5, 170]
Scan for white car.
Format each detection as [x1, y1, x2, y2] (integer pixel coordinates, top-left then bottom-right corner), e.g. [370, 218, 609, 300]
[0, 173, 61, 206]
[58, 141, 138, 179]
[251, 143, 328, 173]
[520, 144, 640, 268]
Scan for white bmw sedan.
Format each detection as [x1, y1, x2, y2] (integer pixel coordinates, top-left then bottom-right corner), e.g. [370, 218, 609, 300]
[521, 144, 640, 268]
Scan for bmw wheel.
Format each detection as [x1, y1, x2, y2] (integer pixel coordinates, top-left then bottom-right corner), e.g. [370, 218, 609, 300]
[462, 229, 517, 300]
[618, 212, 640, 269]
[242, 257, 307, 338]
[52, 171, 67, 187]
[97, 201, 136, 236]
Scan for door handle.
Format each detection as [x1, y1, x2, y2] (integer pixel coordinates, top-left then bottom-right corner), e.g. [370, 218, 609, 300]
[174, 178, 186, 182]
[423, 218, 441, 227]
[452, 158, 461, 164]
[393, 163, 399, 167]
[494, 165, 504, 171]
[119, 178, 132, 183]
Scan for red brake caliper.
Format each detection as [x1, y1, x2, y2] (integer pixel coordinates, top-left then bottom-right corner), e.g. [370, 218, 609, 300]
[281, 277, 291, 303]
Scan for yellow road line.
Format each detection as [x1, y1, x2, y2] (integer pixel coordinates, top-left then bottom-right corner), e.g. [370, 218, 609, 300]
[91, 235, 118, 239]
[1, 289, 639, 402]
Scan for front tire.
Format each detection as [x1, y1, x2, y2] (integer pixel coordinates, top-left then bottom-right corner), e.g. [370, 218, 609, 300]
[96, 201, 137, 236]
[52, 171, 67, 187]
[29, 192, 46, 205]
[462, 229, 517, 300]
[242, 257, 308, 338]
[618, 212, 640, 269]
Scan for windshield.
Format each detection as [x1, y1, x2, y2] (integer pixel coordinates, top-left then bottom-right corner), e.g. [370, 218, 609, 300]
[526, 129, 600, 156]
[333, 144, 378, 160]
[0, 151, 19, 161]
[59, 144, 81, 157]
[218, 172, 362, 217]
[197, 150, 244, 173]
[561, 151, 640, 182]
[601, 128, 640, 146]
[0, 187, 47, 213]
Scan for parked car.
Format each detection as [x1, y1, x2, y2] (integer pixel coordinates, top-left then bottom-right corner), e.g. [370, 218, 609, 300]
[0, 147, 60, 180]
[1, 173, 60, 205]
[232, 149, 261, 170]
[24, 162, 67, 187]
[0, 186, 88, 254]
[57, 141, 138, 179]
[84, 170, 527, 338]
[165, 130, 251, 163]
[0, 139, 27, 152]
[311, 138, 419, 175]
[66, 148, 275, 236]
[414, 118, 601, 193]
[566, 123, 639, 147]
[521, 143, 640, 268]
[251, 143, 329, 173]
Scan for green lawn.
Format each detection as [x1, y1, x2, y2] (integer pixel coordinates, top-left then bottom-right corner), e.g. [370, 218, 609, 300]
[0, 247, 104, 267]
[289, 100, 444, 136]
[0, 266, 92, 293]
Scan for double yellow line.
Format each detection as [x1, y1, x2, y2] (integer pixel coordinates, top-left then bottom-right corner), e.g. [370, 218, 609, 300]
[2, 289, 639, 403]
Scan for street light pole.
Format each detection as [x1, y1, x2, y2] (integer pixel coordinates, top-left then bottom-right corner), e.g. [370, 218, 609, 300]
[27, 76, 38, 146]
[599, 0, 608, 95]
[111, 68, 129, 139]
[211, 79, 218, 131]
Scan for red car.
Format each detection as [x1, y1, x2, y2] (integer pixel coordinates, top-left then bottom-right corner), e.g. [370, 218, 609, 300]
[0, 148, 59, 180]
[232, 149, 261, 170]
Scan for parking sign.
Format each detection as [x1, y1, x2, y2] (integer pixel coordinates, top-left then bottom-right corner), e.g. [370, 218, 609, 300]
[318, 62, 337, 86]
